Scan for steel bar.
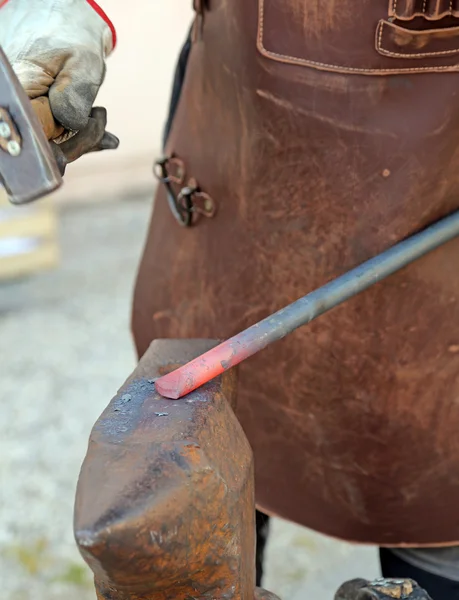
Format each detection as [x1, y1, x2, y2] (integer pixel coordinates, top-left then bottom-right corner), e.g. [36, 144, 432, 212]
[156, 210, 459, 399]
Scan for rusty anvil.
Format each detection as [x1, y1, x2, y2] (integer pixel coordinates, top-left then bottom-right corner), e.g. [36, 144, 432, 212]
[74, 339, 433, 600]
[0, 44, 118, 205]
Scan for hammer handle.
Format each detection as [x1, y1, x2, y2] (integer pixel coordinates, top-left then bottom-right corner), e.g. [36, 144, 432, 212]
[31, 97, 65, 141]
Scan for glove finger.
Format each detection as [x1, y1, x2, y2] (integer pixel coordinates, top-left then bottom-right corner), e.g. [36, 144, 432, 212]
[49, 142, 68, 176]
[93, 131, 120, 152]
[82, 106, 119, 152]
[10, 57, 58, 99]
[57, 106, 118, 163]
[49, 50, 105, 131]
[57, 107, 106, 162]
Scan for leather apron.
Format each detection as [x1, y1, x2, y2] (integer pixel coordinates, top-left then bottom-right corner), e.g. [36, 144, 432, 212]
[132, 0, 459, 546]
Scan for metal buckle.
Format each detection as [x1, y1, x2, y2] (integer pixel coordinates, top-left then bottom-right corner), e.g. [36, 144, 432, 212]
[154, 156, 216, 227]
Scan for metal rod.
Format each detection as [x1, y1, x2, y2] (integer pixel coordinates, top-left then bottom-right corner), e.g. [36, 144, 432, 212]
[156, 210, 459, 399]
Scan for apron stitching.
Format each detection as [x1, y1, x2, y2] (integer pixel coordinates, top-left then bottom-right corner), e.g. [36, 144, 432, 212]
[257, 0, 459, 73]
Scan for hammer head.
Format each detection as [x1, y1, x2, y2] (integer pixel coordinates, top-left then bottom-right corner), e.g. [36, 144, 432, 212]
[0, 45, 62, 204]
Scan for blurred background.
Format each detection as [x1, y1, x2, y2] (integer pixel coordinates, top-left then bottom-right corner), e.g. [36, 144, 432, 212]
[0, 2, 379, 598]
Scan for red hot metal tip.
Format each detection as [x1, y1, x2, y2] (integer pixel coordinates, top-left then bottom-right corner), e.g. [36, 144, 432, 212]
[155, 371, 183, 400]
[154, 341, 239, 399]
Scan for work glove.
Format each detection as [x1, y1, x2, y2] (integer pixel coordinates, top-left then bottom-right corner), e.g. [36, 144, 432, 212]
[0, 0, 119, 171]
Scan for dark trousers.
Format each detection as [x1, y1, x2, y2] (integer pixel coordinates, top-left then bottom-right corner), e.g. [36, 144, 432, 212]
[256, 510, 459, 598]
[379, 547, 459, 599]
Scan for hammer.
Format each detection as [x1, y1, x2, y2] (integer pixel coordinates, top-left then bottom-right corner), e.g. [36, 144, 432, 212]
[0, 44, 118, 204]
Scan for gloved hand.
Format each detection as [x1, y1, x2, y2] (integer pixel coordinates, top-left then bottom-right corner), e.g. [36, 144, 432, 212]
[0, 0, 116, 132]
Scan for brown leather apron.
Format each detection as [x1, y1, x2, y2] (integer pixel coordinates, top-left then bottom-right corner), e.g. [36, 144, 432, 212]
[132, 0, 459, 546]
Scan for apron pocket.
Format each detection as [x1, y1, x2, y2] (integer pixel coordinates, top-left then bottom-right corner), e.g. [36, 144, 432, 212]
[257, 0, 459, 74]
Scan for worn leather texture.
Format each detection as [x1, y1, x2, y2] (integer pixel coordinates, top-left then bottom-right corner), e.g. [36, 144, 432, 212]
[258, 0, 459, 74]
[132, 0, 459, 545]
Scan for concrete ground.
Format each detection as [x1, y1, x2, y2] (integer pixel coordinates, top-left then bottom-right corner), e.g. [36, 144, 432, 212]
[0, 197, 380, 600]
